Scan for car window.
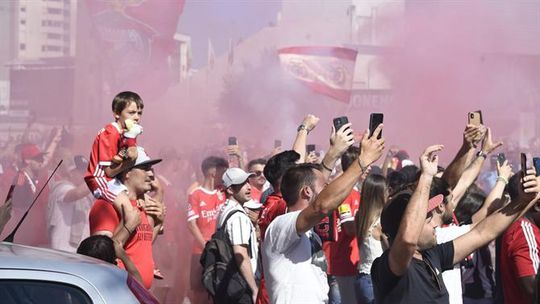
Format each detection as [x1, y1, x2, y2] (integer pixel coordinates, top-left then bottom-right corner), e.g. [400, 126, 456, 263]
[0, 280, 93, 304]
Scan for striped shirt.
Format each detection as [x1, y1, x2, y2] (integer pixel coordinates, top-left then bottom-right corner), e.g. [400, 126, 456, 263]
[217, 199, 259, 275]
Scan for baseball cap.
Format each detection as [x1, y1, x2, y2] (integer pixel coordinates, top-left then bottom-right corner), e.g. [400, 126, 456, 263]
[381, 191, 444, 240]
[222, 167, 254, 188]
[19, 144, 46, 161]
[115, 146, 162, 176]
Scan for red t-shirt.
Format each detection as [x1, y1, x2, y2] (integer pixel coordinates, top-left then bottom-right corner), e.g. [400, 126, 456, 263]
[251, 186, 262, 203]
[89, 199, 155, 289]
[325, 188, 361, 276]
[84, 123, 122, 202]
[500, 217, 540, 304]
[257, 192, 287, 242]
[186, 186, 226, 254]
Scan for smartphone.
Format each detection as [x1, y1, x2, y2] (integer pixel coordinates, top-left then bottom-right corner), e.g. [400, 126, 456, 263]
[369, 113, 384, 139]
[521, 153, 527, 179]
[533, 157, 540, 177]
[4, 184, 15, 205]
[468, 110, 483, 126]
[307, 144, 316, 153]
[497, 153, 506, 165]
[228, 136, 237, 146]
[333, 116, 349, 132]
[274, 140, 282, 148]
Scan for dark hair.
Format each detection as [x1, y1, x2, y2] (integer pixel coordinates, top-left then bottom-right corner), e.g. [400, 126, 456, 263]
[201, 156, 229, 176]
[77, 235, 116, 264]
[400, 165, 420, 185]
[264, 150, 301, 187]
[247, 158, 267, 170]
[388, 171, 407, 195]
[454, 191, 486, 225]
[280, 163, 322, 207]
[429, 177, 451, 202]
[356, 174, 387, 245]
[369, 165, 383, 176]
[341, 146, 360, 171]
[112, 91, 144, 114]
[381, 190, 412, 241]
[506, 173, 521, 201]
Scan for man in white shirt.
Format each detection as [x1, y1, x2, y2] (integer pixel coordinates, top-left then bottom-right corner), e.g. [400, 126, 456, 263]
[217, 167, 259, 304]
[262, 124, 385, 304]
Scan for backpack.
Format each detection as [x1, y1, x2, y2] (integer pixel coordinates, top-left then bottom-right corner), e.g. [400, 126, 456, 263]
[200, 209, 251, 303]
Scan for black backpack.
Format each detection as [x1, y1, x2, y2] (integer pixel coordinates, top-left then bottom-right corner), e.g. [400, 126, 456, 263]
[200, 209, 251, 303]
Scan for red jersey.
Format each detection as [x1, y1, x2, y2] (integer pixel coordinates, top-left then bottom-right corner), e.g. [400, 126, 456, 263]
[325, 188, 361, 276]
[257, 192, 287, 242]
[251, 186, 262, 203]
[186, 186, 226, 254]
[89, 199, 155, 289]
[84, 123, 122, 202]
[500, 217, 540, 304]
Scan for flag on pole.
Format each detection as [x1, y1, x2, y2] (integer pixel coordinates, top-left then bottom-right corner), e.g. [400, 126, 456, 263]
[208, 39, 215, 69]
[278, 46, 358, 103]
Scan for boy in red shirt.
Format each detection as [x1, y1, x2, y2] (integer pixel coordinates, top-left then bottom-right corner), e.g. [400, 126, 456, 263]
[84, 91, 144, 246]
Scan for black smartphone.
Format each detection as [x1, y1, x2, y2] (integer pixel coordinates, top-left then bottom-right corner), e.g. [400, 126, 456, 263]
[4, 184, 15, 205]
[497, 153, 506, 165]
[468, 110, 483, 126]
[369, 113, 384, 139]
[333, 116, 349, 132]
[307, 144, 316, 153]
[521, 153, 527, 179]
[533, 157, 540, 177]
[274, 140, 282, 148]
[228, 137, 237, 146]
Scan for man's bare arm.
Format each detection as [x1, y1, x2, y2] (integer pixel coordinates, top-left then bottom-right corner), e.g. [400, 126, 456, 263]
[292, 114, 320, 163]
[187, 220, 206, 249]
[320, 123, 354, 180]
[296, 125, 385, 235]
[441, 125, 483, 188]
[233, 245, 258, 302]
[388, 145, 442, 276]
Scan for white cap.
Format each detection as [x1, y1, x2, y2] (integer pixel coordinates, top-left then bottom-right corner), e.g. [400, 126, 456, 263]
[401, 159, 414, 167]
[244, 199, 263, 210]
[222, 167, 254, 188]
[114, 146, 162, 177]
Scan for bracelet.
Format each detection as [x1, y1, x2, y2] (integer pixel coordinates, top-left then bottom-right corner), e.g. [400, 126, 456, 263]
[497, 176, 509, 185]
[476, 150, 487, 159]
[123, 224, 133, 235]
[357, 158, 368, 173]
[321, 161, 333, 172]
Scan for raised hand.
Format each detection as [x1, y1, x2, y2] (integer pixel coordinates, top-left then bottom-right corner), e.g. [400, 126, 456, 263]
[497, 160, 513, 181]
[463, 124, 483, 148]
[358, 124, 385, 168]
[481, 127, 503, 154]
[330, 123, 355, 156]
[301, 114, 320, 132]
[420, 145, 444, 177]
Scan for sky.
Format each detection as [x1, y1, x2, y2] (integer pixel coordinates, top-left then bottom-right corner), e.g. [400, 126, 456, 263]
[177, 0, 282, 68]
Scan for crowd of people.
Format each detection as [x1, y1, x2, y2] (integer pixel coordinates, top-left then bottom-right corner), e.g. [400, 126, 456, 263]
[1, 90, 540, 304]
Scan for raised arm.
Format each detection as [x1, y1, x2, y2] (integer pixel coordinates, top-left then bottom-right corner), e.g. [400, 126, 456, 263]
[388, 145, 443, 276]
[296, 125, 385, 235]
[453, 169, 540, 265]
[451, 127, 502, 206]
[441, 125, 483, 188]
[292, 114, 320, 163]
[470, 159, 513, 225]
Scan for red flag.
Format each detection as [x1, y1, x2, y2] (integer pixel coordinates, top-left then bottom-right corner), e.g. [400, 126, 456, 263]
[278, 46, 358, 103]
[84, 0, 185, 99]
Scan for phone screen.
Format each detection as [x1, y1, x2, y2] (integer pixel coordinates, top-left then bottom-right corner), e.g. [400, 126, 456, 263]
[533, 157, 540, 177]
[369, 113, 384, 139]
[307, 144, 316, 153]
[497, 153, 506, 165]
[228, 137, 237, 146]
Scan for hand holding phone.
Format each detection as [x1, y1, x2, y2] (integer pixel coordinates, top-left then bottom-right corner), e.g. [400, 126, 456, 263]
[369, 113, 384, 139]
[333, 116, 349, 132]
[497, 153, 506, 166]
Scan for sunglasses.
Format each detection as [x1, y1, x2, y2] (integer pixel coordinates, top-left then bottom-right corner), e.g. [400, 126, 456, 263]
[250, 170, 264, 177]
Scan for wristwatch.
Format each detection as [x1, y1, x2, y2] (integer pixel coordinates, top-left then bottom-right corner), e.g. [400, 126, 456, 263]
[476, 151, 487, 159]
[297, 124, 309, 133]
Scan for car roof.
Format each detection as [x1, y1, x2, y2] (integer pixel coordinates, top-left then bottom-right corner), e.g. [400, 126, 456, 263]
[0, 242, 130, 299]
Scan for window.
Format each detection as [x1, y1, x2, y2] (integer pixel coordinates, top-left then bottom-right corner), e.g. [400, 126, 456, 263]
[20, 19, 25, 25]
[47, 33, 62, 40]
[20, 7, 26, 12]
[47, 7, 63, 15]
[42, 20, 62, 27]
[0, 280, 92, 304]
[19, 43, 25, 50]
[44, 45, 62, 52]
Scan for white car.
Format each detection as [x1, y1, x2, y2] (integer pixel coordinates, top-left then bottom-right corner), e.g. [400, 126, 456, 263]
[0, 242, 159, 304]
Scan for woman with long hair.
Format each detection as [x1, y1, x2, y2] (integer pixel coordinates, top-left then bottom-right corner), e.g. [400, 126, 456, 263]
[355, 173, 389, 304]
